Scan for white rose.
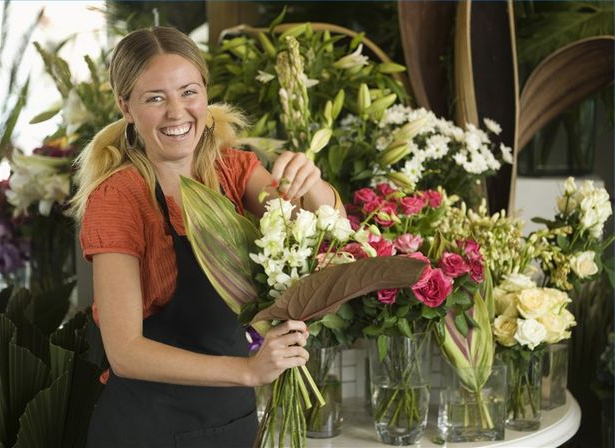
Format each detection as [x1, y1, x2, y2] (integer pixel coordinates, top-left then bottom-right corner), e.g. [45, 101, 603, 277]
[316, 205, 339, 231]
[563, 177, 577, 195]
[516, 288, 550, 319]
[514, 318, 547, 350]
[331, 217, 354, 242]
[570, 251, 598, 279]
[542, 288, 571, 311]
[265, 199, 295, 220]
[560, 308, 577, 329]
[556, 195, 578, 214]
[500, 273, 536, 292]
[493, 315, 517, 347]
[292, 209, 317, 242]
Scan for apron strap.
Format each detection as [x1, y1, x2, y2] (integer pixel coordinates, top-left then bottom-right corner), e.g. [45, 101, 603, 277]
[154, 181, 178, 238]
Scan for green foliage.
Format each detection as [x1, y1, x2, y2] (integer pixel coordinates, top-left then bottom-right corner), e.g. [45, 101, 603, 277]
[0, 285, 105, 448]
[0, 3, 43, 158]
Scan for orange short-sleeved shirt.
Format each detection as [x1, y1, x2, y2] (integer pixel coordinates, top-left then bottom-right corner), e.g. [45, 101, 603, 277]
[80, 148, 260, 321]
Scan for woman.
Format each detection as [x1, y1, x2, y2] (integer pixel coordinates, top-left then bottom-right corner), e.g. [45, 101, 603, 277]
[72, 26, 343, 447]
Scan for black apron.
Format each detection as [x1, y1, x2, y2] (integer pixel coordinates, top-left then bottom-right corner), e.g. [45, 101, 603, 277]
[87, 183, 257, 448]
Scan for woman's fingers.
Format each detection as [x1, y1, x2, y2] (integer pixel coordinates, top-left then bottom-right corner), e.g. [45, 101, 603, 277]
[271, 152, 321, 201]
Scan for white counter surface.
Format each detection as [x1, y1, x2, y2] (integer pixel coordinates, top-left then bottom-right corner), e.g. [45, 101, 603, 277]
[307, 392, 580, 448]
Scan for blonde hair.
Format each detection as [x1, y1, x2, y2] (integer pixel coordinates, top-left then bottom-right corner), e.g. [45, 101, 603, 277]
[70, 26, 246, 221]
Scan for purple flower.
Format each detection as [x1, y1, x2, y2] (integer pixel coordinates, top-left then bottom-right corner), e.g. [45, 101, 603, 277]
[246, 326, 264, 353]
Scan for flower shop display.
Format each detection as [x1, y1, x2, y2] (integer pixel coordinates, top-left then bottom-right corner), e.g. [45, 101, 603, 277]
[179, 176, 427, 448]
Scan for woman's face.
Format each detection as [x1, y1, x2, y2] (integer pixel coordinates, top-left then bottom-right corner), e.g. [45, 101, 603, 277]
[119, 53, 208, 167]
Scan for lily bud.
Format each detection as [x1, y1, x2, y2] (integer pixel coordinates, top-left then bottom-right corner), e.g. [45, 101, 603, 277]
[332, 89, 345, 119]
[392, 116, 428, 142]
[378, 143, 410, 167]
[309, 128, 332, 154]
[378, 62, 407, 73]
[257, 32, 277, 58]
[357, 83, 371, 115]
[386, 171, 414, 189]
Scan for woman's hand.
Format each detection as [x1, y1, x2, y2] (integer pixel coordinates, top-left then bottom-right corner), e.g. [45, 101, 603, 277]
[246, 320, 310, 386]
[270, 151, 321, 202]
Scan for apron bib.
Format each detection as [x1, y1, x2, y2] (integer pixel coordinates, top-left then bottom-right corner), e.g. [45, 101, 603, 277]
[87, 183, 257, 448]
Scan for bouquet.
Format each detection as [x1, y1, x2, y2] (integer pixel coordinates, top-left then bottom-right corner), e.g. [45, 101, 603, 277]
[180, 176, 427, 447]
[345, 183, 495, 434]
[336, 106, 513, 208]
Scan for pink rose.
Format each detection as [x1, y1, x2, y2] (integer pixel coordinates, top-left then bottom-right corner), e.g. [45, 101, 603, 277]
[377, 288, 398, 305]
[374, 201, 399, 228]
[375, 183, 397, 198]
[362, 197, 384, 214]
[406, 251, 430, 264]
[458, 239, 481, 257]
[399, 195, 426, 216]
[466, 252, 485, 283]
[438, 252, 470, 278]
[347, 214, 361, 230]
[394, 233, 423, 254]
[340, 242, 369, 259]
[411, 267, 453, 308]
[369, 238, 396, 257]
[423, 189, 442, 208]
[354, 188, 379, 205]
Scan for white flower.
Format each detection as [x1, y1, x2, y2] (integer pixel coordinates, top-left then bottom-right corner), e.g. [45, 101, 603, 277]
[425, 134, 450, 159]
[483, 117, 502, 135]
[292, 209, 317, 242]
[330, 217, 354, 242]
[569, 251, 598, 279]
[494, 287, 519, 317]
[256, 70, 275, 83]
[517, 288, 550, 319]
[265, 198, 294, 221]
[556, 195, 578, 214]
[315, 205, 339, 231]
[563, 177, 577, 195]
[538, 314, 570, 344]
[514, 318, 547, 349]
[63, 88, 92, 136]
[333, 43, 369, 70]
[493, 315, 517, 347]
[299, 73, 319, 88]
[500, 143, 513, 164]
[500, 273, 536, 292]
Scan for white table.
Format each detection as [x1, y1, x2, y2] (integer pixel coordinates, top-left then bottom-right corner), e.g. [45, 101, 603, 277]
[307, 392, 580, 448]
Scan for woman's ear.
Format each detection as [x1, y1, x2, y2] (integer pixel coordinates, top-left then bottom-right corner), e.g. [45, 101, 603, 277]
[118, 96, 134, 123]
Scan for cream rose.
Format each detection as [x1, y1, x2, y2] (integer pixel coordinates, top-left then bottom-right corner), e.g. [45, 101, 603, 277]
[538, 314, 569, 344]
[514, 318, 547, 350]
[500, 273, 535, 292]
[542, 288, 571, 311]
[493, 315, 517, 347]
[570, 251, 598, 279]
[494, 287, 519, 317]
[516, 288, 550, 319]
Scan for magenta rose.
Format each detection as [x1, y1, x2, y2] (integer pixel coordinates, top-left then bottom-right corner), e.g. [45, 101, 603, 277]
[438, 252, 470, 278]
[377, 288, 399, 305]
[399, 195, 426, 216]
[369, 238, 396, 257]
[411, 267, 453, 308]
[458, 238, 481, 257]
[375, 182, 397, 198]
[354, 187, 379, 205]
[340, 242, 369, 259]
[362, 196, 384, 214]
[347, 214, 361, 230]
[423, 189, 443, 208]
[466, 252, 485, 283]
[394, 233, 423, 254]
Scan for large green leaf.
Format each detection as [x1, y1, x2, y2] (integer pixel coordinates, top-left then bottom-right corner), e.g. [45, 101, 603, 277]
[251, 256, 427, 323]
[180, 176, 260, 315]
[13, 372, 70, 448]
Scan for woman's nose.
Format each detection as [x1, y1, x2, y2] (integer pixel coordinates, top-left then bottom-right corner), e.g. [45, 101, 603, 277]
[166, 98, 183, 119]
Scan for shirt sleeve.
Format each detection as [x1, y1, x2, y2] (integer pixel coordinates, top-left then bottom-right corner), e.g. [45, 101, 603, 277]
[217, 148, 261, 212]
[79, 182, 145, 261]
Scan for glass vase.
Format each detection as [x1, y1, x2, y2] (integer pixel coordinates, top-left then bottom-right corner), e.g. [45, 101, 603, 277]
[437, 362, 507, 443]
[367, 333, 431, 446]
[499, 348, 543, 431]
[305, 345, 342, 438]
[542, 343, 568, 410]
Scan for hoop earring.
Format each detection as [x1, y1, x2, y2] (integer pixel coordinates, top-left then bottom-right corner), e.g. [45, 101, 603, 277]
[125, 122, 138, 150]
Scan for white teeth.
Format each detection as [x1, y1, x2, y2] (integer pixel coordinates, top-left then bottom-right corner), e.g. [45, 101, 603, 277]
[161, 124, 191, 136]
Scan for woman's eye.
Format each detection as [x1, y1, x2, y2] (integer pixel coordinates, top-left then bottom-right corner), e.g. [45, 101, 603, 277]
[183, 89, 197, 97]
[146, 95, 163, 103]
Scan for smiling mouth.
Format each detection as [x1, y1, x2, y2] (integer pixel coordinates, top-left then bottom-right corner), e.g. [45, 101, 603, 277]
[160, 123, 192, 137]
